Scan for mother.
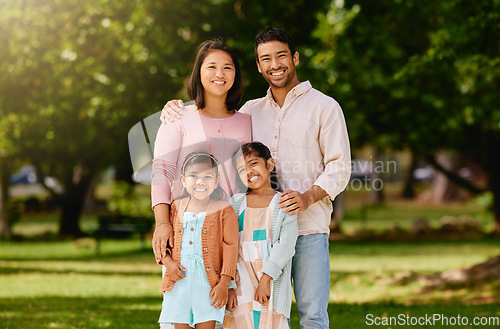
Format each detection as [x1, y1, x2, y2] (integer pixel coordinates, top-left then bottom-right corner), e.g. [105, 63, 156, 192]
[151, 39, 252, 263]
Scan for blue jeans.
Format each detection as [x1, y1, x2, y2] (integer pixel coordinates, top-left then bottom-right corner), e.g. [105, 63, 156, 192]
[292, 233, 330, 329]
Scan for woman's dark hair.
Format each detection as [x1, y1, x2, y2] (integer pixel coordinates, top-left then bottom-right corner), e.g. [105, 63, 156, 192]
[254, 26, 296, 62]
[179, 152, 226, 201]
[232, 142, 280, 193]
[188, 38, 242, 111]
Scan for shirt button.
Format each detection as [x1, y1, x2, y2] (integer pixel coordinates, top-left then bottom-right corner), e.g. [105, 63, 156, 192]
[192, 214, 196, 218]
[203, 248, 208, 253]
[274, 136, 277, 139]
[262, 308, 267, 313]
[202, 229, 207, 234]
[207, 267, 211, 272]
[256, 259, 262, 266]
[190, 227, 195, 232]
[189, 241, 193, 245]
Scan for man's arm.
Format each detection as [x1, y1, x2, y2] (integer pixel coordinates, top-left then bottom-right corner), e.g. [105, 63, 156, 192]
[160, 100, 186, 124]
[279, 101, 351, 215]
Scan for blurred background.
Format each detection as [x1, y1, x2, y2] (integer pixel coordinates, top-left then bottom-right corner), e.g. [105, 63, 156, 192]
[1, 0, 499, 328]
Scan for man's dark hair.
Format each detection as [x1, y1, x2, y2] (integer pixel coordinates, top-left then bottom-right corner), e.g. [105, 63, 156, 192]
[188, 38, 242, 111]
[254, 26, 296, 62]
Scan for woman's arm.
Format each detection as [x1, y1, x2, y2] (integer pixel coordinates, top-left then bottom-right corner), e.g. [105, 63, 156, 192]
[152, 203, 173, 262]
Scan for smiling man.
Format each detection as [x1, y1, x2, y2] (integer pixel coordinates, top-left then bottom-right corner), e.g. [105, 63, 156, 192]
[237, 27, 351, 329]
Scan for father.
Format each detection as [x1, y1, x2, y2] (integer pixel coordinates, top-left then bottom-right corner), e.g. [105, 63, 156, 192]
[162, 27, 351, 329]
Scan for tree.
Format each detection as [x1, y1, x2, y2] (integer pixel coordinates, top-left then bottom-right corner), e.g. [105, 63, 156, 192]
[311, 0, 500, 232]
[1, 0, 182, 236]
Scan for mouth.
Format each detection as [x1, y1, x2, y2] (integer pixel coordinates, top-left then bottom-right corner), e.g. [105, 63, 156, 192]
[248, 175, 260, 183]
[212, 80, 226, 86]
[193, 187, 208, 192]
[269, 70, 285, 78]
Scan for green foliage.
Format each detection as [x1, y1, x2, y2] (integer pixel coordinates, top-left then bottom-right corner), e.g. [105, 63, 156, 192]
[106, 181, 152, 218]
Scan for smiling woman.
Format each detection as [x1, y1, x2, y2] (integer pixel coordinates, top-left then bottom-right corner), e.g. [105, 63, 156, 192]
[150, 39, 252, 329]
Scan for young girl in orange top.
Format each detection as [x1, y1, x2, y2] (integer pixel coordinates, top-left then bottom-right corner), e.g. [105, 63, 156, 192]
[158, 152, 239, 329]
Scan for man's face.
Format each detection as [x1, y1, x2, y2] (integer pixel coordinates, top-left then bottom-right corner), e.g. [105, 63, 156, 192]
[256, 40, 299, 89]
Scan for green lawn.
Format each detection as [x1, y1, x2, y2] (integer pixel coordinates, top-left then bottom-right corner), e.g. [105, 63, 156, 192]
[2, 191, 499, 328]
[1, 237, 499, 329]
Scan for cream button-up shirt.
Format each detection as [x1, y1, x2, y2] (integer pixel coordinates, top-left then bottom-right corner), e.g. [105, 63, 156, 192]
[239, 81, 351, 235]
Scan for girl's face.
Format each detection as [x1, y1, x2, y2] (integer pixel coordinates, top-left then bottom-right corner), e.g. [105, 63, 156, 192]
[181, 162, 219, 201]
[236, 153, 274, 192]
[200, 50, 236, 99]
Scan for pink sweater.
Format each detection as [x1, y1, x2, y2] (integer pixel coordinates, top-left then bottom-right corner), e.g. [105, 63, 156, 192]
[151, 105, 252, 207]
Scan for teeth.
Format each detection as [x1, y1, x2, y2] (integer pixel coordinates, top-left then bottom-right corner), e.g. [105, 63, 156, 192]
[213, 81, 225, 85]
[271, 71, 284, 77]
[194, 187, 207, 192]
[249, 176, 259, 182]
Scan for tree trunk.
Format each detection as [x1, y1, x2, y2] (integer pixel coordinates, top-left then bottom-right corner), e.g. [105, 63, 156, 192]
[420, 152, 464, 203]
[370, 154, 385, 204]
[401, 155, 418, 199]
[57, 168, 95, 237]
[330, 192, 345, 233]
[0, 157, 12, 239]
[489, 161, 500, 236]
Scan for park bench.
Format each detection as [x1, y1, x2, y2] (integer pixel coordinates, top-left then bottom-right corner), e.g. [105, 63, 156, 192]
[93, 215, 154, 253]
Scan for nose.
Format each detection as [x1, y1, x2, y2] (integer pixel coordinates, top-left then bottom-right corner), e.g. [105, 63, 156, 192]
[196, 178, 204, 184]
[270, 57, 280, 69]
[215, 67, 224, 77]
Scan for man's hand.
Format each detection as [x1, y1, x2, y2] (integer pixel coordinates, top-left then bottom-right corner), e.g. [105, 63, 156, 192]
[162, 256, 186, 282]
[152, 223, 174, 263]
[227, 289, 238, 312]
[254, 273, 272, 304]
[279, 186, 328, 215]
[209, 275, 231, 309]
[278, 190, 313, 215]
[160, 100, 184, 124]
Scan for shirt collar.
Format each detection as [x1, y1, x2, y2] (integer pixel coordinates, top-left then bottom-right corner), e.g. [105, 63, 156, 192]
[265, 81, 312, 104]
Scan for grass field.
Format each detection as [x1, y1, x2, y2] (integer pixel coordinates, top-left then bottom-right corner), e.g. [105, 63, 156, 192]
[2, 186, 499, 328]
[1, 237, 499, 328]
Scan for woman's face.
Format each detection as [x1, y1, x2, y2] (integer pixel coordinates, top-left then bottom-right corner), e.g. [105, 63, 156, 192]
[200, 50, 236, 99]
